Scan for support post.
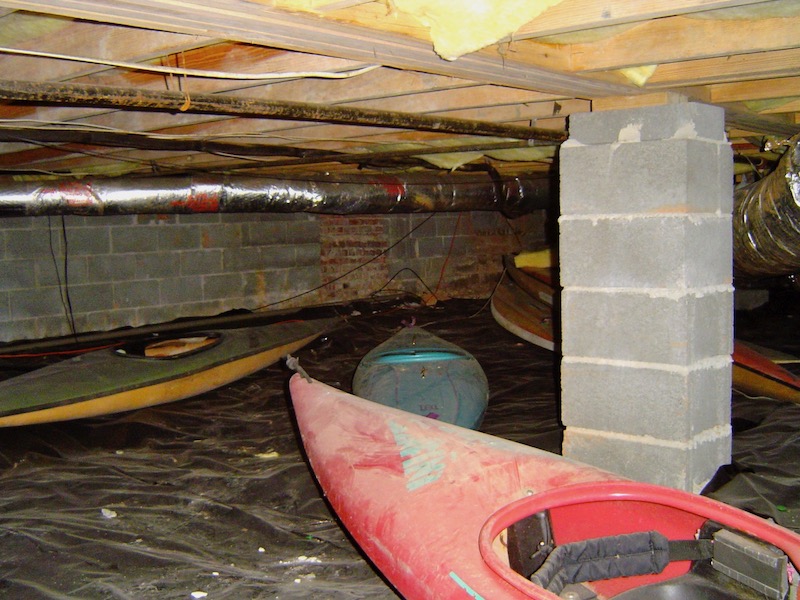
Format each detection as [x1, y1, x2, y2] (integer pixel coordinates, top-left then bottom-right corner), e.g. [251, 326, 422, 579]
[558, 103, 733, 492]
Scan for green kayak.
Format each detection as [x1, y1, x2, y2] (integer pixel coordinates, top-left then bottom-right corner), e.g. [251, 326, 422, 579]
[0, 317, 338, 427]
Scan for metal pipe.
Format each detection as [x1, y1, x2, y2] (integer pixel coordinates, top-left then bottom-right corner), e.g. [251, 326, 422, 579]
[0, 172, 554, 218]
[0, 79, 566, 143]
[733, 133, 800, 279]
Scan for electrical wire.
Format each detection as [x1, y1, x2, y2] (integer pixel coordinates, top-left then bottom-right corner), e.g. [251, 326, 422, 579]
[6, 136, 185, 172]
[255, 214, 436, 310]
[0, 46, 380, 81]
[47, 216, 77, 339]
[470, 267, 508, 318]
[433, 212, 461, 297]
[370, 268, 438, 301]
[0, 343, 121, 359]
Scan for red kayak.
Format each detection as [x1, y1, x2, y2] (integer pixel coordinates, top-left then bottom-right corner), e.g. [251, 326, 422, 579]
[290, 375, 800, 600]
[733, 341, 800, 404]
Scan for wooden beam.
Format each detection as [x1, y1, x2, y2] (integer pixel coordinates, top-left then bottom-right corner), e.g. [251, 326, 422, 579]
[746, 97, 800, 115]
[347, 85, 567, 114]
[592, 91, 691, 111]
[721, 104, 800, 137]
[211, 139, 542, 170]
[0, 124, 320, 156]
[0, 0, 635, 97]
[592, 91, 800, 137]
[0, 125, 539, 168]
[514, 0, 779, 38]
[568, 14, 800, 72]
[0, 12, 214, 81]
[646, 48, 800, 88]
[434, 98, 590, 124]
[705, 76, 800, 103]
[0, 125, 460, 174]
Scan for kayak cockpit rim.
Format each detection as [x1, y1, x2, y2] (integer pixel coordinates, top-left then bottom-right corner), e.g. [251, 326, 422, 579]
[113, 331, 223, 360]
[370, 348, 470, 364]
[478, 480, 800, 599]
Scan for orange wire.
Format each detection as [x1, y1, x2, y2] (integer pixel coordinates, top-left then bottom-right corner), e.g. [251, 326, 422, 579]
[0, 343, 122, 359]
[433, 213, 462, 296]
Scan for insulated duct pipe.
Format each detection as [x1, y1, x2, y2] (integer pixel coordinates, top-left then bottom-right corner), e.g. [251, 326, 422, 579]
[0, 172, 553, 218]
[733, 133, 800, 279]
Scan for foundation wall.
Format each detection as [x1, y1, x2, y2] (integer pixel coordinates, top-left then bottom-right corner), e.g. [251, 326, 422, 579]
[0, 210, 545, 343]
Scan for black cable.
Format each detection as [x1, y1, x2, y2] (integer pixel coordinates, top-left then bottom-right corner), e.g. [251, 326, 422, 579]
[370, 267, 438, 301]
[47, 216, 77, 338]
[59, 216, 78, 339]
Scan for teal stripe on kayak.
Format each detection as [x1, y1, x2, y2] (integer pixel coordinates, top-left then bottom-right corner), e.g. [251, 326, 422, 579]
[388, 420, 446, 491]
[448, 572, 486, 599]
[372, 349, 465, 364]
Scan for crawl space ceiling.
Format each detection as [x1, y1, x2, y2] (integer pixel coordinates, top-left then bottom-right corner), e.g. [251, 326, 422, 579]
[0, 0, 797, 183]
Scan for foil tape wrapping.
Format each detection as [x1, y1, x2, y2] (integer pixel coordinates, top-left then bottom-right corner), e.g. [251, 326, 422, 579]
[0, 172, 553, 218]
[733, 134, 800, 279]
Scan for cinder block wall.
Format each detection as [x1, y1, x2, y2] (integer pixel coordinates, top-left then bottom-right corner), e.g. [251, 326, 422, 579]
[0, 210, 545, 343]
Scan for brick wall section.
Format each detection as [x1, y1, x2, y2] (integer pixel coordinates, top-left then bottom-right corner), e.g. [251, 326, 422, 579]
[319, 212, 544, 303]
[1, 209, 546, 342]
[319, 215, 389, 302]
[445, 212, 537, 297]
[376, 212, 543, 301]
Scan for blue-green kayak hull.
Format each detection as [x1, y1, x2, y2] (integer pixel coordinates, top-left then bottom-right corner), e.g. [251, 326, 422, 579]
[352, 327, 488, 429]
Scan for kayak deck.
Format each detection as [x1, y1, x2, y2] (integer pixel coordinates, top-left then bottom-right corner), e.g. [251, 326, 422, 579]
[353, 327, 489, 428]
[290, 375, 800, 600]
[733, 341, 800, 403]
[0, 318, 338, 426]
[491, 276, 556, 351]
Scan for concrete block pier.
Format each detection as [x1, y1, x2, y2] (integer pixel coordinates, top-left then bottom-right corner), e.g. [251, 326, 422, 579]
[559, 103, 733, 492]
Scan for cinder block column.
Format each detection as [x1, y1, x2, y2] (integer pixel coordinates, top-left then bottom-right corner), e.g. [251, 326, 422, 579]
[559, 103, 733, 492]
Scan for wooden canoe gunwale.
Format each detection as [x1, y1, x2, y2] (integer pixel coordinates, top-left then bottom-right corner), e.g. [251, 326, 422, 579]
[490, 278, 556, 352]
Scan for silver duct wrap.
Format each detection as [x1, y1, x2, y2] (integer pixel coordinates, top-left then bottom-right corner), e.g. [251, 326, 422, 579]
[733, 133, 800, 279]
[0, 172, 553, 219]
